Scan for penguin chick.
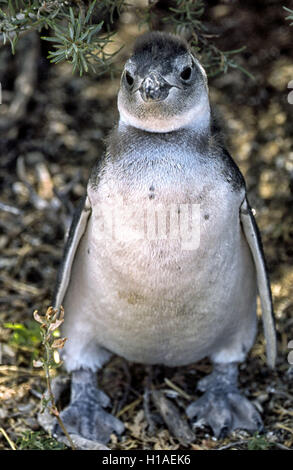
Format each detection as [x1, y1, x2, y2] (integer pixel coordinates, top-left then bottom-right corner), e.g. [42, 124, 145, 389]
[52, 31, 276, 444]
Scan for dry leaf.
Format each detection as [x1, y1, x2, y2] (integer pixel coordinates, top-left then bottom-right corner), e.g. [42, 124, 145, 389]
[33, 310, 45, 324]
[48, 319, 64, 332]
[51, 337, 67, 349]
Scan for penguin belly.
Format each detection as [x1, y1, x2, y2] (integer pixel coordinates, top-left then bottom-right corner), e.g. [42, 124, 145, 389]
[62, 171, 257, 367]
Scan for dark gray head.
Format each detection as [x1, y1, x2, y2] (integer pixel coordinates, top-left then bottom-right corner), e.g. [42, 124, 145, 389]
[118, 32, 210, 133]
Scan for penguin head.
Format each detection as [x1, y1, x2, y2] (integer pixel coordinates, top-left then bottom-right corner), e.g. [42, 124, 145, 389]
[118, 32, 210, 133]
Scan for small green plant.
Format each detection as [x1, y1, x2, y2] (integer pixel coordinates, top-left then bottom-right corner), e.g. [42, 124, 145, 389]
[247, 433, 272, 450]
[16, 430, 67, 450]
[4, 320, 42, 359]
[33, 305, 75, 450]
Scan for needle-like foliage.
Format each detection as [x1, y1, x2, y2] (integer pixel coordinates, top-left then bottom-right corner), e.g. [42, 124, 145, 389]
[0, 2, 253, 81]
[284, 5, 293, 25]
[0, 0, 121, 75]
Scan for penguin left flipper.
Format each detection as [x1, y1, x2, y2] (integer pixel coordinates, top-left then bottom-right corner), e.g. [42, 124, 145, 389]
[53, 194, 92, 309]
[240, 196, 277, 369]
[187, 196, 277, 437]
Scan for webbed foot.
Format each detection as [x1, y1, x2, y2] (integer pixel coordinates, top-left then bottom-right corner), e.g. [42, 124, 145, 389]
[53, 369, 124, 444]
[186, 363, 263, 438]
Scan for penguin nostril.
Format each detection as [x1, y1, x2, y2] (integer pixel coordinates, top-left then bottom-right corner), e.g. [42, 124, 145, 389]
[125, 71, 134, 87]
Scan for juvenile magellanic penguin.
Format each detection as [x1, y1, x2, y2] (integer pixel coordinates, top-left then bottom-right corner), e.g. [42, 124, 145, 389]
[53, 32, 276, 443]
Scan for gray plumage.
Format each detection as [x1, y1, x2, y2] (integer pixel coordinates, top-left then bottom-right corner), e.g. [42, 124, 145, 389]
[52, 31, 276, 443]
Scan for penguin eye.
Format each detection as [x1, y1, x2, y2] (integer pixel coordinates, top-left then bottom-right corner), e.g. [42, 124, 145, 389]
[180, 66, 192, 81]
[125, 71, 134, 87]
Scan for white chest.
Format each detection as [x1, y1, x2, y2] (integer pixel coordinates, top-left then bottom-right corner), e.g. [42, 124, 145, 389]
[63, 149, 252, 366]
[86, 150, 244, 301]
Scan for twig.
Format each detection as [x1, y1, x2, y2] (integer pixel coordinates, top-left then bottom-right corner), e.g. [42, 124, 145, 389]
[43, 352, 76, 449]
[217, 440, 249, 450]
[29, 388, 43, 400]
[0, 427, 17, 450]
[0, 202, 23, 216]
[33, 306, 76, 450]
[275, 423, 293, 435]
[273, 442, 292, 450]
[0, 31, 39, 130]
[116, 397, 141, 418]
[164, 377, 191, 401]
[0, 365, 45, 376]
[151, 390, 194, 445]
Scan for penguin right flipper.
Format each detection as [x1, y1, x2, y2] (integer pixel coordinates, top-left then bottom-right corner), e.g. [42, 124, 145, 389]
[53, 194, 92, 309]
[51, 197, 125, 446]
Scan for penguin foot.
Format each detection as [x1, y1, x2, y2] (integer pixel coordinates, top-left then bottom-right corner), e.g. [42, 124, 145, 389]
[186, 389, 263, 438]
[53, 369, 124, 444]
[186, 363, 263, 438]
[53, 393, 124, 444]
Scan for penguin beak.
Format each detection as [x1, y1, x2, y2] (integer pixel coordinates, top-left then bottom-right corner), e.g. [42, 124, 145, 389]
[139, 72, 172, 102]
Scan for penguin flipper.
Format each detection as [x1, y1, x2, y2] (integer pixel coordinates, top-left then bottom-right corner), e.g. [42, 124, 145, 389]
[240, 196, 277, 368]
[53, 194, 92, 309]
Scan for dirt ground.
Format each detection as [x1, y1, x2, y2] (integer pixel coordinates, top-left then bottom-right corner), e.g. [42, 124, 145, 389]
[0, 1, 292, 450]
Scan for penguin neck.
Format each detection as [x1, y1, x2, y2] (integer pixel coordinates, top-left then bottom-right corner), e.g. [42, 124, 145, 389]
[107, 113, 212, 164]
[118, 96, 211, 137]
